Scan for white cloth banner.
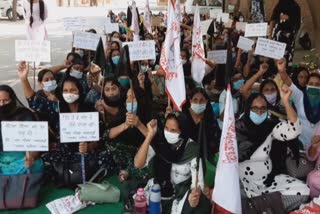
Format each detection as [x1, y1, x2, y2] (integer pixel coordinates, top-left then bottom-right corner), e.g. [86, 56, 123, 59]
[191, 5, 206, 84]
[159, 0, 186, 110]
[131, 1, 140, 41]
[144, 0, 152, 33]
[213, 87, 242, 214]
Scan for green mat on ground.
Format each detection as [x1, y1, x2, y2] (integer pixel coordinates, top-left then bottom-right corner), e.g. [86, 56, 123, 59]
[2, 176, 124, 214]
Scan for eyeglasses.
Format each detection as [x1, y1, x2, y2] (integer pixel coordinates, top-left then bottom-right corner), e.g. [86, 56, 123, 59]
[251, 106, 267, 113]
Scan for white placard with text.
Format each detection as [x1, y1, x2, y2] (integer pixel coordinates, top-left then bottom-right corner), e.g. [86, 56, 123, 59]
[237, 36, 255, 51]
[15, 40, 51, 63]
[207, 50, 227, 64]
[244, 23, 268, 37]
[123, 40, 156, 61]
[73, 31, 101, 51]
[254, 38, 287, 59]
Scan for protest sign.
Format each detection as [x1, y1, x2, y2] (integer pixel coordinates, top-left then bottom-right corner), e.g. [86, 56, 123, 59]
[63, 17, 86, 31]
[123, 40, 156, 61]
[60, 112, 100, 143]
[254, 38, 287, 59]
[207, 50, 227, 64]
[86, 17, 108, 31]
[237, 36, 255, 51]
[152, 16, 162, 26]
[105, 23, 119, 34]
[15, 40, 51, 63]
[244, 23, 268, 37]
[73, 31, 101, 51]
[209, 9, 223, 19]
[201, 20, 212, 35]
[1, 121, 48, 151]
[217, 13, 230, 23]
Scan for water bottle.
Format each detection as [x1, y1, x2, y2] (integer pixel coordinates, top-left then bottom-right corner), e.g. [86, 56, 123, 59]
[149, 184, 161, 214]
[134, 188, 147, 214]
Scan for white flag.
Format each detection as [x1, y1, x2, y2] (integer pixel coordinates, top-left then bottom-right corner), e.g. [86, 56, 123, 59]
[131, 1, 140, 41]
[191, 5, 206, 84]
[144, 0, 152, 33]
[213, 86, 242, 214]
[159, 0, 186, 111]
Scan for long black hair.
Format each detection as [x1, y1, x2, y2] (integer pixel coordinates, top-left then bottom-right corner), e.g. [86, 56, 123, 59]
[29, 0, 45, 27]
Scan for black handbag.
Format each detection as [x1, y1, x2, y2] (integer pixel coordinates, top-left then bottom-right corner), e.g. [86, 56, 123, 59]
[52, 157, 98, 189]
[0, 172, 43, 210]
[242, 192, 286, 214]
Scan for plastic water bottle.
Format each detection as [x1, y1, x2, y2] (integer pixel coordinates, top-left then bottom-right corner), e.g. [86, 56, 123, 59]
[134, 188, 147, 214]
[149, 184, 161, 214]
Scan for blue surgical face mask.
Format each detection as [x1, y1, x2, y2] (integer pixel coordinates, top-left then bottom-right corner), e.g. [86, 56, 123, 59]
[249, 111, 268, 125]
[126, 102, 138, 113]
[232, 53, 237, 60]
[233, 79, 244, 90]
[191, 103, 206, 114]
[119, 78, 130, 88]
[112, 56, 120, 65]
[140, 65, 148, 73]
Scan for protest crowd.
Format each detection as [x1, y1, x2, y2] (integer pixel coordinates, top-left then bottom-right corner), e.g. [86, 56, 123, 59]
[0, 0, 320, 213]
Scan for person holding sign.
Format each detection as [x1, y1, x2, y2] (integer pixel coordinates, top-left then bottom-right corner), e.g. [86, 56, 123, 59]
[0, 85, 43, 175]
[44, 77, 115, 188]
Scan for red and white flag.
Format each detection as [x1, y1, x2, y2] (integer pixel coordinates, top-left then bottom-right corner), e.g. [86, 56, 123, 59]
[191, 5, 206, 84]
[131, 1, 140, 41]
[159, 0, 186, 110]
[212, 86, 242, 214]
[144, 0, 152, 33]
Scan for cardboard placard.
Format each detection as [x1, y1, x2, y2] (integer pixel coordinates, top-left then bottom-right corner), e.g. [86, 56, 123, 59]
[59, 112, 100, 143]
[244, 22, 268, 37]
[209, 9, 223, 19]
[237, 36, 255, 51]
[207, 50, 227, 64]
[254, 38, 287, 59]
[15, 40, 51, 63]
[1, 121, 48, 151]
[201, 19, 212, 35]
[73, 31, 101, 51]
[63, 17, 86, 31]
[123, 40, 156, 61]
[105, 23, 119, 34]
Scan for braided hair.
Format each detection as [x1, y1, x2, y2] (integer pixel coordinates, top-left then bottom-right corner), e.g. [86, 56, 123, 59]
[29, 0, 45, 27]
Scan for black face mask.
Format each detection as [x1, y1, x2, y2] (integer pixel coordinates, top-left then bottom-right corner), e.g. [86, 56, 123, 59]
[0, 102, 15, 114]
[103, 95, 122, 107]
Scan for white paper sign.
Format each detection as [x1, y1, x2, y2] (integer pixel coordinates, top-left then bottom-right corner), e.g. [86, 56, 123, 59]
[237, 36, 255, 51]
[1, 121, 48, 151]
[236, 22, 247, 32]
[209, 9, 223, 19]
[59, 112, 100, 143]
[254, 38, 287, 59]
[244, 23, 268, 37]
[105, 23, 119, 34]
[201, 20, 212, 35]
[217, 13, 230, 23]
[73, 31, 101, 51]
[15, 40, 51, 63]
[85, 17, 109, 31]
[207, 50, 227, 64]
[123, 40, 156, 61]
[63, 17, 86, 31]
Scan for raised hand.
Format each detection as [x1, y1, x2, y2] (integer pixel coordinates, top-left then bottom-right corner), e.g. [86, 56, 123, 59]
[258, 62, 269, 76]
[147, 119, 158, 138]
[276, 58, 287, 73]
[280, 84, 292, 102]
[17, 61, 29, 80]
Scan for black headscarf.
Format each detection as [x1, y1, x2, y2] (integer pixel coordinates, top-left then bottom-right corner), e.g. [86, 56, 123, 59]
[0, 85, 26, 120]
[152, 112, 198, 197]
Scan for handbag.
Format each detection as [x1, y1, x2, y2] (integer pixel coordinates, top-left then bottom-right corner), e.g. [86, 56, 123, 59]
[52, 156, 98, 189]
[78, 168, 120, 203]
[242, 192, 286, 214]
[0, 172, 43, 210]
[286, 152, 315, 180]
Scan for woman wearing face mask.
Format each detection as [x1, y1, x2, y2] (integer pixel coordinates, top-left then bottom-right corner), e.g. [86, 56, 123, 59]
[135, 113, 211, 214]
[180, 49, 191, 78]
[236, 87, 309, 211]
[49, 52, 81, 75]
[0, 85, 43, 175]
[240, 63, 285, 120]
[45, 77, 115, 188]
[107, 49, 121, 78]
[278, 59, 320, 150]
[18, 61, 59, 133]
[291, 67, 309, 91]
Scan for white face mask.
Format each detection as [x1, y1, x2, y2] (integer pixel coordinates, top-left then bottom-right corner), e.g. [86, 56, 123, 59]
[164, 130, 180, 144]
[75, 50, 84, 58]
[190, 103, 206, 114]
[181, 59, 187, 65]
[264, 92, 277, 106]
[43, 80, 57, 92]
[70, 69, 83, 79]
[63, 93, 79, 104]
